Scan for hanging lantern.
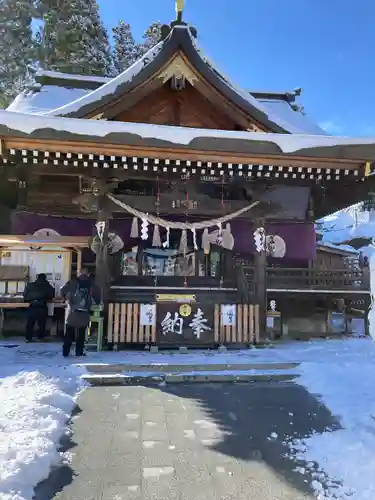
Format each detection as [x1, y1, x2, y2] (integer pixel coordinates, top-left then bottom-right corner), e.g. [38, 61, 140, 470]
[90, 232, 124, 254]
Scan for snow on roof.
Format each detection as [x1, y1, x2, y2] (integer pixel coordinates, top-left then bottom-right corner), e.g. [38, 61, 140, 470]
[6, 86, 90, 114]
[5, 26, 327, 136]
[41, 38, 165, 118]
[317, 241, 359, 255]
[15, 25, 320, 135]
[318, 205, 375, 256]
[1, 109, 375, 157]
[35, 70, 110, 85]
[189, 35, 307, 134]
[6, 85, 324, 139]
[257, 99, 327, 136]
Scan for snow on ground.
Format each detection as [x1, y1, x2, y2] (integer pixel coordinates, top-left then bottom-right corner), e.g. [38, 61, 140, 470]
[0, 343, 85, 500]
[270, 338, 375, 500]
[1, 337, 375, 499]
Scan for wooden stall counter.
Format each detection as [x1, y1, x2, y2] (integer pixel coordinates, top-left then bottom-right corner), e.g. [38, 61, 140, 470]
[0, 299, 67, 337]
[0, 235, 90, 338]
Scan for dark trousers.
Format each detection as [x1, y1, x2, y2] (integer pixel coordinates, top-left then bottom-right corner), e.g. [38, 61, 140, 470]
[62, 325, 86, 357]
[26, 306, 47, 340]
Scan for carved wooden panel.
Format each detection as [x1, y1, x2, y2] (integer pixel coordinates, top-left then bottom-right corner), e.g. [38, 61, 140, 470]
[26, 174, 81, 215]
[114, 83, 240, 130]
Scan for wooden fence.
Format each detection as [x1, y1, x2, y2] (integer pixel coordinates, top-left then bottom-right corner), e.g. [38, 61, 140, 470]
[107, 302, 260, 346]
[214, 304, 260, 344]
[107, 303, 157, 345]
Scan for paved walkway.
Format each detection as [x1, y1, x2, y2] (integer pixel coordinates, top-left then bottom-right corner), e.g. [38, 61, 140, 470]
[35, 382, 339, 500]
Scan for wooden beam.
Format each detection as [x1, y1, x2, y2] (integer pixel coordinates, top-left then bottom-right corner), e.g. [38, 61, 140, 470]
[22, 164, 219, 182]
[76, 249, 82, 275]
[3, 137, 364, 169]
[0, 235, 89, 248]
[0, 138, 6, 157]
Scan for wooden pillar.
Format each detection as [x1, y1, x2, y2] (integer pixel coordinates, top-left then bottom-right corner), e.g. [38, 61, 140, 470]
[95, 193, 111, 304]
[254, 220, 267, 340]
[137, 241, 146, 276]
[76, 249, 82, 276]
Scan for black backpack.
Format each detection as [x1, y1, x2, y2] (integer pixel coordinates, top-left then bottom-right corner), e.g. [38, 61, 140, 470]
[69, 281, 92, 313]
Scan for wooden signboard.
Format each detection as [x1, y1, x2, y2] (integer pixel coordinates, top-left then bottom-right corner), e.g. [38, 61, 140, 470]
[156, 302, 215, 345]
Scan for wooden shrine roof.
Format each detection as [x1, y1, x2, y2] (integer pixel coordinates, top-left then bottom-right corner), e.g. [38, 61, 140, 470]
[7, 26, 326, 135]
[1, 110, 375, 170]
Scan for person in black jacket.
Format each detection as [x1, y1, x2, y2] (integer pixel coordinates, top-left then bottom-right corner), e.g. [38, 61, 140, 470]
[61, 268, 101, 357]
[23, 273, 55, 342]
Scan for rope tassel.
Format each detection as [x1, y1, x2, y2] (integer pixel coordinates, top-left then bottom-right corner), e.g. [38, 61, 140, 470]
[202, 228, 210, 255]
[152, 225, 161, 247]
[130, 217, 139, 238]
[107, 193, 259, 230]
[179, 229, 188, 254]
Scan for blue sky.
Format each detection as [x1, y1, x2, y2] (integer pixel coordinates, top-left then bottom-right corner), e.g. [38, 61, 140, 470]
[97, 0, 375, 137]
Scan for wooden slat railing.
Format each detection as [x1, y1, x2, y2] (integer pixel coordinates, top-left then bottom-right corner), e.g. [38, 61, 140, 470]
[265, 267, 370, 291]
[214, 304, 260, 344]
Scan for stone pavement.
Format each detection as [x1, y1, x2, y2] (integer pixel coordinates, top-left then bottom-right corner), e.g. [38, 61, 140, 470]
[35, 382, 340, 500]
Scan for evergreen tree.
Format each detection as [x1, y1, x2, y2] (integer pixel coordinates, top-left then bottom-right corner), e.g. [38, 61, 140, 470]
[37, 0, 113, 76]
[112, 21, 138, 75]
[0, 0, 35, 107]
[139, 21, 162, 56]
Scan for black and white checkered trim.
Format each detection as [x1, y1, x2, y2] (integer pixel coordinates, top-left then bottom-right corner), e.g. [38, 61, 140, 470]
[3, 148, 363, 181]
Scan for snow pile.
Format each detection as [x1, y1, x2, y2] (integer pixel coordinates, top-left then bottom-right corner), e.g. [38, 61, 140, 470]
[0, 358, 84, 500]
[285, 339, 375, 499]
[319, 204, 375, 257]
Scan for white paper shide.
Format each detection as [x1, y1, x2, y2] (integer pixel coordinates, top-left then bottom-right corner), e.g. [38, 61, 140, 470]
[221, 304, 236, 326]
[140, 304, 156, 326]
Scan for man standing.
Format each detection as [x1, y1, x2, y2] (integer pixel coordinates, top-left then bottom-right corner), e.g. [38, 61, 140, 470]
[23, 273, 55, 342]
[61, 268, 100, 357]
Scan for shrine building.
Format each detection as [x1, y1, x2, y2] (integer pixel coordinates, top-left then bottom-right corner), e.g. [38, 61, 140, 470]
[0, 10, 374, 347]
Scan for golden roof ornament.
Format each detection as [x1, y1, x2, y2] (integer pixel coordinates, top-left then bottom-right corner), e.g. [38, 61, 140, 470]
[175, 0, 184, 22]
[161, 0, 197, 39]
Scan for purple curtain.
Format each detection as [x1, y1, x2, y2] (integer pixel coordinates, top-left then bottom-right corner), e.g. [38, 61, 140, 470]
[11, 212, 316, 260]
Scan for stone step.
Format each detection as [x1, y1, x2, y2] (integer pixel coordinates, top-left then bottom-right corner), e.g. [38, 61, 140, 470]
[81, 371, 299, 386]
[82, 362, 299, 374]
